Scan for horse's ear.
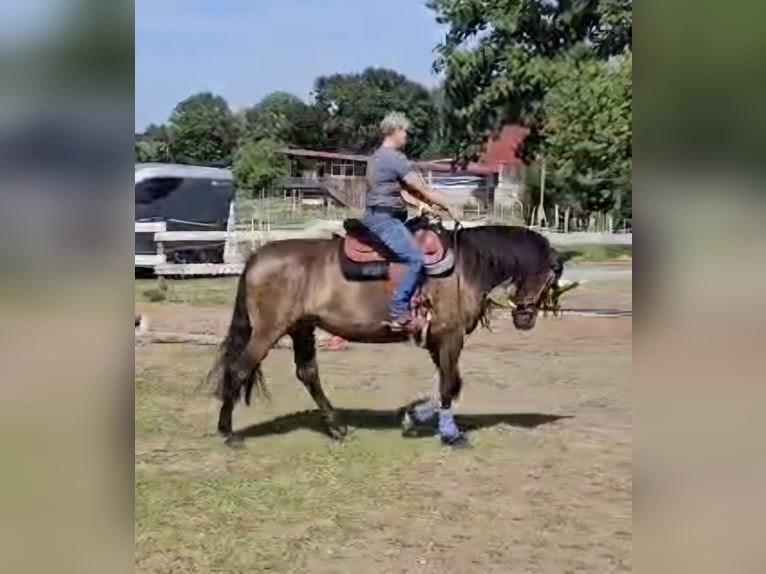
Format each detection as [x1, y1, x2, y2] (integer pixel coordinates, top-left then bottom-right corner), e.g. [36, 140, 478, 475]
[557, 250, 579, 264]
[550, 249, 577, 276]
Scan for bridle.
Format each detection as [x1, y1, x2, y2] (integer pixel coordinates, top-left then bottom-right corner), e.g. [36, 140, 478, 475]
[511, 268, 557, 316]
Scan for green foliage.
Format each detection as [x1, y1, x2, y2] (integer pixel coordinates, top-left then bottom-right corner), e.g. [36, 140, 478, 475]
[419, 86, 453, 160]
[232, 137, 289, 194]
[167, 92, 240, 166]
[542, 51, 632, 213]
[135, 125, 171, 163]
[313, 67, 437, 157]
[429, 0, 632, 218]
[135, 140, 164, 163]
[144, 123, 170, 142]
[138, 69, 446, 165]
[244, 91, 301, 139]
[134, 25, 632, 222]
[429, 0, 632, 160]
[565, 244, 632, 262]
[243, 91, 327, 148]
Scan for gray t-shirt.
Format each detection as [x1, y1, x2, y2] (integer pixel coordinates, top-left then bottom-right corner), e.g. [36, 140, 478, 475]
[365, 146, 414, 209]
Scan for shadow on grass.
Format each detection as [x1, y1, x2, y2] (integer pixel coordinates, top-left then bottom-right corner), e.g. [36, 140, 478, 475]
[235, 401, 570, 440]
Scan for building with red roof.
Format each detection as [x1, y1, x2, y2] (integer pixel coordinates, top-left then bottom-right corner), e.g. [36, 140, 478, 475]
[479, 124, 529, 169]
[275, 124, 529, 217]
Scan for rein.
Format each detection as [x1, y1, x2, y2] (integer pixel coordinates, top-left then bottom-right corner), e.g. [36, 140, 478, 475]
[417, 214, 464, 344]
[451, 220, 464, 334]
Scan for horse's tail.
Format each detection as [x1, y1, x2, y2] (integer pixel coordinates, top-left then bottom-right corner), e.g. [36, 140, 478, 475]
[207, 255, 267, 406]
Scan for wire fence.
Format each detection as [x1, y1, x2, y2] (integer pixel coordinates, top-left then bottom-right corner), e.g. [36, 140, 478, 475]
[233, 191, 529, 230]
[231, 194, 629, 232]
[234, 193, 358, 231]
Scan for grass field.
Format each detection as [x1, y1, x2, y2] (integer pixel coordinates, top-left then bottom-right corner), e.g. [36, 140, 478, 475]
[135, 271, 632, 573]
[562, 244, 632, 262]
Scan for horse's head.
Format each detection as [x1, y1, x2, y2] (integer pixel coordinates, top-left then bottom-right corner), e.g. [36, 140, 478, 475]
[472, 229, 570, 331]
[506, 270, 553, 330]
[509, 247, 572, 329]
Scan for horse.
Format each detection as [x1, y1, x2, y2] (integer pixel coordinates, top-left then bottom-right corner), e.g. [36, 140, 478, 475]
[208, 214, 567, 448]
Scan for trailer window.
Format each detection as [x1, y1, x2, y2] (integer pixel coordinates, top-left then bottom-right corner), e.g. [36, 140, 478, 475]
[135, 177, 183, 204]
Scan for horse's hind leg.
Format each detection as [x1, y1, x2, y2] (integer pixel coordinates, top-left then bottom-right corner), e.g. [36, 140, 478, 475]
[428, 333, 468, 448]
[291, 324, 347, 440]
[218, 331, 280, 446]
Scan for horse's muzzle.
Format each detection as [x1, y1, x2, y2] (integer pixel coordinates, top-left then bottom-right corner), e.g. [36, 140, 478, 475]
[511, 304, 538, 331]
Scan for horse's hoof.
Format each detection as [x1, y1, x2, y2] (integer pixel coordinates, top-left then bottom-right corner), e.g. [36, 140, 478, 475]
[327, 424, 349, 441]
[401, 410, 437, 438]
[441, 433, 470, 449]
[224, 434, 245, 449]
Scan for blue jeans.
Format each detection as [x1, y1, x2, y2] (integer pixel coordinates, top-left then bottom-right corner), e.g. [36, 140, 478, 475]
[362, 208, 425, 319]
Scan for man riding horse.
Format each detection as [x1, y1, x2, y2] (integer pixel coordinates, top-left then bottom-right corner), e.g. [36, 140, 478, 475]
[209, 113, 566, 448]
[363, 112, 459, 330]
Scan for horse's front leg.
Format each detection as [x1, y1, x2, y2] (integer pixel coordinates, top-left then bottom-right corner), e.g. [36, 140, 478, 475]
[427, 333, 469, 448]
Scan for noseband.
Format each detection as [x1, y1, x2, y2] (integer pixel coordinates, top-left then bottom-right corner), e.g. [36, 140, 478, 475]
[511, 269, 556, 314]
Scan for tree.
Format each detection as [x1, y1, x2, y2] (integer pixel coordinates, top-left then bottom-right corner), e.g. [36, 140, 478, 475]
[244, 91, 300, 141]
[167, 92, 239, 165]
[135, 123, 171, 163]
[286, 102, 330, 149]
[429, 0, 632, 160]
[144, 123, 170, 142]
[542, 51, 632, 215]
[135, 138, 170, 163]
[245, 92, 326, 148]
[232, 138, 289, 194]
[243, 91, 327, 149]
[419, 85, 453, 160]
[312, 67, 437, 157]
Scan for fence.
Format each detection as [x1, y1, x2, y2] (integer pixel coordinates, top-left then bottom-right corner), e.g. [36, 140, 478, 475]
[135, 217, 345, 276]
[136, 215, 631, 277]
[236, 195, 631, 233]
[234, 198, 632, 231]
[136, 179, 631, 276]
[234, 192, 358, 231]
[233, 192, 527, 229]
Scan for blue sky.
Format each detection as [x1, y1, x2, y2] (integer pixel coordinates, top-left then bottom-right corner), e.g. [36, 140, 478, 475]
[135, 0, 446, 130]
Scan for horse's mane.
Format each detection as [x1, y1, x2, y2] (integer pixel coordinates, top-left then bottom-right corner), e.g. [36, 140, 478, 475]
[455, 225, 554, 293]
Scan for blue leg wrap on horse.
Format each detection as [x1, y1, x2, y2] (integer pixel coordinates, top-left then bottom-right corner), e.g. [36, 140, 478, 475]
[438, 409, 460, 438]
[412, 398, 437, 423]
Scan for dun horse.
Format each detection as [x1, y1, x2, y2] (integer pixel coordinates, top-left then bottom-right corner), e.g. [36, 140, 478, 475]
[208, 215, 568, 448]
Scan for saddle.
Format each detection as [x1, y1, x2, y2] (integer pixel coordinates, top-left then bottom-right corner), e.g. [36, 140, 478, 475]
[339, 217, 455, 281]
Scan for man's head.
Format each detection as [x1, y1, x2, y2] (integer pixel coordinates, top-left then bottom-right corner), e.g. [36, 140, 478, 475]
[380, 112, 410, 150]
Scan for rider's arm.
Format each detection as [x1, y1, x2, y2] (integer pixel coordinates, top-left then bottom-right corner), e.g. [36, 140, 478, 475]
[400, 187, 427, 210]
[401, 171, 453, 213]
[389, 152, 456, 217]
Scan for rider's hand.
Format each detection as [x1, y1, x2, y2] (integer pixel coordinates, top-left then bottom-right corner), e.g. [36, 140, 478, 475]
[417, 202, 433, 216]
[445, 205, 461, 221]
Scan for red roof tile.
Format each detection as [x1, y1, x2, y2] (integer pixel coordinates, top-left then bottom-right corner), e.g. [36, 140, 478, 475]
[480, 125, 529, 167]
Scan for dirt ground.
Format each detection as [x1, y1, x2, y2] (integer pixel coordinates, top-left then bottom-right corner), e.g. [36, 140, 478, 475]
[135, 271, 632, 573]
